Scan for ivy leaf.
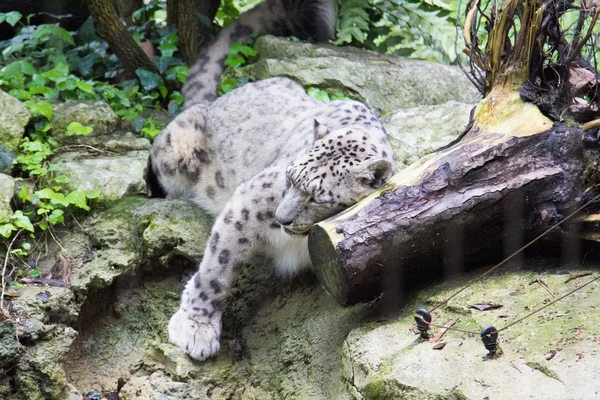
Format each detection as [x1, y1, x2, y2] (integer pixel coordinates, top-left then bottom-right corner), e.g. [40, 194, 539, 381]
[65, 188, 90, 211]
[85, 189, 101, 199]
[35, 188, 70, 208]
[34, 24, 75, 46]
[12, 210, 34, 233]
[219, 77, 238, 94]
[41, 63, 69, 81]
[0, 11, 23, 27]
[0, 223, 17, 238]
[48, 209, 64, 225]
[66, 122, 93, 136]
[135, 68, 164, 91]
[1, 60, 37, 79]
[28, 101, 53, 120]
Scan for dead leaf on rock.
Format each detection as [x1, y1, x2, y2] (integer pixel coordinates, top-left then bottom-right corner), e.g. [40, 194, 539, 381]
[469, 303, 503, 311]
[2, 290, 21, 297]
[433, 342, 447, 350]
[430, 319, 456, 342]
[569, 67, 597, 98]
[35, 290, 52, 304]
[546, 349, 557, 360]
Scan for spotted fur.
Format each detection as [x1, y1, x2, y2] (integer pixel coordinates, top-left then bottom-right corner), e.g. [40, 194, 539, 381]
[147, 1, 396, 362]
[149, 78, 396, 360]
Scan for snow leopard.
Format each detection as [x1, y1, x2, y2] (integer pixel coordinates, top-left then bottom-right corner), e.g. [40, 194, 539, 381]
[146, 0, 397, 361]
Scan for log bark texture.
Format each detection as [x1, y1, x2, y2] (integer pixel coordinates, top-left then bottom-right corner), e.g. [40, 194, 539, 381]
[308, 91, 589, 306]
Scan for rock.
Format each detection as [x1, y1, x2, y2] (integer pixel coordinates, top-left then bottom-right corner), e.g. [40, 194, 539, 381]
[0, 144, 16, 174]
[12, 286, 79, 339]
[225, 35, 481, 114]
[14, 326, 78, 400]
[0, 89, 30, 153]
[72, 197, 212, 294]
[51, 100, 118, 140]
[342, 261, 600, 399]
[103, 131, 151, 152]
[49, 150, 149, 203]
[0, 173, 15, 223]
[382, 101, 474, 169]
[0, 322, 19, 367]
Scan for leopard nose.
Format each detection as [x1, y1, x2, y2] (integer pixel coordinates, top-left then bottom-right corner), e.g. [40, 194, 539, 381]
[276, 216, 293, 226]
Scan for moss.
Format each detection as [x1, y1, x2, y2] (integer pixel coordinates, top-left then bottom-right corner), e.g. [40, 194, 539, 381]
[361, 379, 467, 400]
[526, 361, 561, 382]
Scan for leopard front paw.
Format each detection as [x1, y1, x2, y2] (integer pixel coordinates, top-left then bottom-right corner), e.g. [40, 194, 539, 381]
[168, 308, 221, 361]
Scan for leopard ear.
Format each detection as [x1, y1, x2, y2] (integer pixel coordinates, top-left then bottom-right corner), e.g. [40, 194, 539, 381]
[314, 119, 330, 140]
[357, 160, 392, 189]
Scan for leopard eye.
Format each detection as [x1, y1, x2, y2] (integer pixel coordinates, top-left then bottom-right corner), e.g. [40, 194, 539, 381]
[306, 194, 322, 204]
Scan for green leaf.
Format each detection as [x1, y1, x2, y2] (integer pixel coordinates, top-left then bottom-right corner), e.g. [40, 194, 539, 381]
[218, 77, 239, 94]
[65, 188, 90, 211]
[135, 68, 164, 91]
[0, 223, 17, 238]
[0, 11, 23, 27]
[48, 209, 64, 225]
[53, 175, 70, 184]
[85, 189, 101, 199]
[35, 188, 70, 208]
[66, 122, 93, 136]
[34, 24, 75, 46]
[41, 63, 69, 81]
[12, 211, 34, 233]
[28, 101, 53, 120]
[1, 60, 36, 79]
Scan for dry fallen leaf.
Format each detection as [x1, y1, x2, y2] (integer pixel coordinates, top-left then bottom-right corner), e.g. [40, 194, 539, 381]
[569, 67, 597, 98]
[433, 342, 447, 350]
[430, 319, 456, 342]
[546, 349, 557, 361]
[2, 290, 21, 297]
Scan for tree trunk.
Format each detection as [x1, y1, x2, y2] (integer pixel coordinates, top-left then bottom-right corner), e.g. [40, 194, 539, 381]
[174, 0, 220, 64]
[87, 0, 157, 75]
[115, 0, 143, 25]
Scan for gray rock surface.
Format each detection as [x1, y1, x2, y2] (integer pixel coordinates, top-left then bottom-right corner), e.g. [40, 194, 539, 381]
[0, 173, 15, 223]
[0, 89, 30, 153]
[225, 35, 481, 114]
[49, 150, 149, 203]
[51, 100, 119, 139]
[342, 262, 600, 399]
[382, 101, 474, 169]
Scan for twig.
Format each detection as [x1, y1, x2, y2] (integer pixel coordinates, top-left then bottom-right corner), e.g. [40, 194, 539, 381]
[565, 10, 600, 65]
[564, 272, 593, 283]
[1, 230, 22, 317]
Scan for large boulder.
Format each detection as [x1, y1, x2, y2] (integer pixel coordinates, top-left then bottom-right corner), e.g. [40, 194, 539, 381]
[0, 90, 30, 154]
[49, 150, 149, 203]
[0, 173, 15, 223]
[225, 35, 481, 114]
[342, 262, 600, 399]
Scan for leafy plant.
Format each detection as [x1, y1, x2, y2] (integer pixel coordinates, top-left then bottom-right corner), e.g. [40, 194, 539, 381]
[336, 0, 460, 63]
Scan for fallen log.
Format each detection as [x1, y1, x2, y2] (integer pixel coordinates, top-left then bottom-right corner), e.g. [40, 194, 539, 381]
[308, 90, 590, 306]
[308, 0, 600, 306]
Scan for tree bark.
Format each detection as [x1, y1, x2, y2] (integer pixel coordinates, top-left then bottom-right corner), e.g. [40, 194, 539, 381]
[115, 0, 143, 25]
[174, 0, 220, 64]
[87, 0, 157, 75]
[308, 93, 588, 306]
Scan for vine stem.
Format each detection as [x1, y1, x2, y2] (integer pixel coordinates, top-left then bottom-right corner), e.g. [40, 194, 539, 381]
[1, 229, 22, 317]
